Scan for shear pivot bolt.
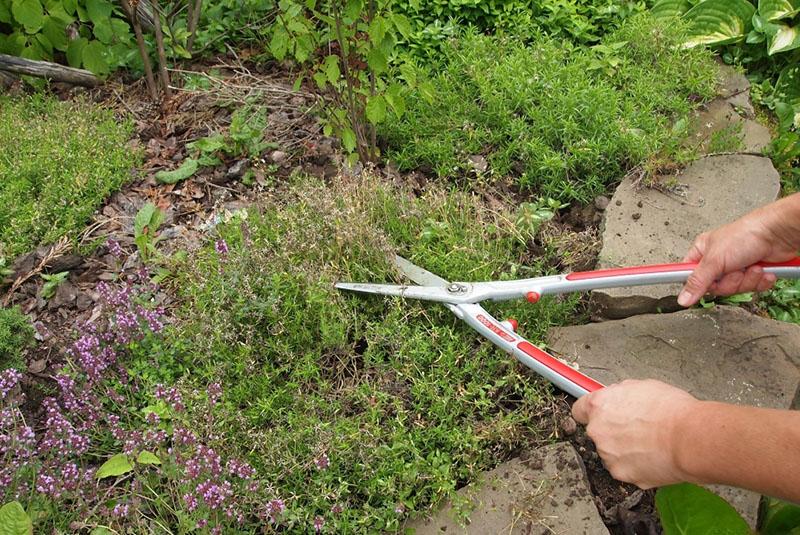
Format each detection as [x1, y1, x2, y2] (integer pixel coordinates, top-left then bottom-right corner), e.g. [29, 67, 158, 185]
[447, 283, 468, 294]
[526, 291, 541, 304]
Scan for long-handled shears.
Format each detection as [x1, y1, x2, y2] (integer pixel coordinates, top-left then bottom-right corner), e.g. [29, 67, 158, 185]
[336, 256, 800, 398]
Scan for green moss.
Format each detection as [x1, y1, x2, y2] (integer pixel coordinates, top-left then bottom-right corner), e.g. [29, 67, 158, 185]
[0, 307, 35, 370]
[382, 14, 718, 202]
[0, 94, 138, 259]
[166, 174, 579, 531]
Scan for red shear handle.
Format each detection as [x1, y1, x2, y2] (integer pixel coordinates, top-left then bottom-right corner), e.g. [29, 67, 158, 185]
[517, 342, 604, 394]
[565, 257, 800, 281]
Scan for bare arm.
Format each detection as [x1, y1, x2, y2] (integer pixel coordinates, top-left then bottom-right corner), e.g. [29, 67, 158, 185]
[675, 400, 800, 501]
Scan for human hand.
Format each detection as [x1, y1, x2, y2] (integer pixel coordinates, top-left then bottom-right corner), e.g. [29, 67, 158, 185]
[678, 202, 800, 307]
[571, 379, 698, 489]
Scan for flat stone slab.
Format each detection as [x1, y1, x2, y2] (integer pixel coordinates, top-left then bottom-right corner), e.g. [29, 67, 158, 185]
[547, 306, 800, 526]
[593, 154, 779, 318]
[404, 443, 609, 534]
[686, 98, 770, 154]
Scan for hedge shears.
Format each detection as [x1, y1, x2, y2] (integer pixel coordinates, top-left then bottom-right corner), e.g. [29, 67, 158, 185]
[336, 255, 800, 398]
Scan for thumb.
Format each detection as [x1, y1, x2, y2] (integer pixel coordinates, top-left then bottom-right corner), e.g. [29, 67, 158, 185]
[678, 257, 721, 307]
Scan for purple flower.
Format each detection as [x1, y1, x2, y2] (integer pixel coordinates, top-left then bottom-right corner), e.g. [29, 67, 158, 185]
[208, 382, 222, 405]
[112, 503, 129, 518]
[215, 239, 229, 256]
[0, 369, 23, 399]
[107, 238, 123, 258]
[265, 499, 285, 523]
[314, 452, 329, 470]
[331, 503, 343, 514]
[395, 503, 406, 514]
[314, 516, 325, 533]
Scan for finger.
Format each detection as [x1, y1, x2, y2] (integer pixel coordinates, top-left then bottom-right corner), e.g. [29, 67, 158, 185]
[713, 270, 745, 296]
[678, 256, 722, 307]
[736, 265, 764, 294]
[572, 395, 592, 425]
[756, 273, 778, 292]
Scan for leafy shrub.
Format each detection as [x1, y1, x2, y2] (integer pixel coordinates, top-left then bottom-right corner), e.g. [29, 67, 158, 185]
[0, 94, 137, 259]
[0, 0, 138, 75]
[168, 173, 579, 531]
[381, 14, 717, 201]
[0, 306, 34, 371]
[393, 0, 647, 53]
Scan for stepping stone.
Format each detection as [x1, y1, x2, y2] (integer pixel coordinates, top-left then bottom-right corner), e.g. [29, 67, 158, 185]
[404, 443, 609, 534]
[686, 98, 771, 154]
[546, 306, 800, 527]
[593, 154, 779, 318]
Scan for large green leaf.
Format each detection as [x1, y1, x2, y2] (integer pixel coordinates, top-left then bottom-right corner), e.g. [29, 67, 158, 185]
[651, 0, 692, 19]
[775, 64, 800, 102]
[96, 453, 134, 479]
[136, 450, 162, 465]
[656, 483, 750, 535]
[0, 1, 12, 23]
[66, 36, 86, 67]
[41, 15, 68, 50]
[759, 0, 800, 21]
[82, 39, 108, 75]
[365, 94, 386, 124]
[761, 499, 800, 535]
[767, 23, 800, 54]
[683, 0, 755, 47]
[0, 501, 32, 535]
[11, 0, 44, 33]
[85, 0, 112, 20]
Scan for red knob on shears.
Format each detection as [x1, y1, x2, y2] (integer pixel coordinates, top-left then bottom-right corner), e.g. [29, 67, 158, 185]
[526, 291, 541, 304]
[501, 318, 518, 332]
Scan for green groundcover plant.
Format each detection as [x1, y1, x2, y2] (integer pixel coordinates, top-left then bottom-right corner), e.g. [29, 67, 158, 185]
[381, 14, 718, 202]
[159, 174, 579, 531]
[0, 94, 137, 259]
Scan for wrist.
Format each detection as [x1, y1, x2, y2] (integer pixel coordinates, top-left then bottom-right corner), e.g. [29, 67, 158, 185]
[668, 398, 710, 484]
[759, 194, 800, 252]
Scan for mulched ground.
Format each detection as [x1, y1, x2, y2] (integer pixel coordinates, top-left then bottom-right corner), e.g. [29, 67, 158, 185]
[2, 57, 661, 533]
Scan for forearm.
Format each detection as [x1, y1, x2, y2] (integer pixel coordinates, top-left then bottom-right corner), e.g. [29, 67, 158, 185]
[674, 401, 800, 501]
[755, 193, 800, 251]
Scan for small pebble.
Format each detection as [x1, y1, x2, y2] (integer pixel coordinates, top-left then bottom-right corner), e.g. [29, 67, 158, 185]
[632, 212, 641, 220]
[561, 416, 578, 436]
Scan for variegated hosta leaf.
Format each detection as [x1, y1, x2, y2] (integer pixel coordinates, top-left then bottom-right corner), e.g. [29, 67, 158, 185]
[775, 65, 800, 102]
[768, 23, 800, 54]
[651, 0, 692, 19]
[683, 0, 756, 47]
[758, 0, 800, 21]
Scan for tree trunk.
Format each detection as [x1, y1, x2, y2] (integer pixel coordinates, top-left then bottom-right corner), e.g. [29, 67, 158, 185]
[0, 54, 99, 87]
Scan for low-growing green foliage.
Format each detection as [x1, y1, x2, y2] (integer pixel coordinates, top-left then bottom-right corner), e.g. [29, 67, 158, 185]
[382, 15, 718, 201]
[167, 174, 580, 531]
[0, 306, 34, 371]
[0, 94, 137, 259]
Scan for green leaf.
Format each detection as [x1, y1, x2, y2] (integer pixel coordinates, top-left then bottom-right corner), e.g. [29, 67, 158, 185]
[391, 13, 412, 39]
[418, 80, 436, 104]
[155, 158, 199, 184]
[96, 453, 134, 479]
[343, 0, 362, 22]
[134, 202, 157, 237]
[324, 54, 340, 84]
[761, 499, 800, 535]
[82, 39, 109, 75]
[90, 528, 113, 535]
[683, 0, 755, 47]
[759, 0, 800, 21]
[341, 126, 357, 153]
[41, 15, 68, 50]
[365, 94, 386, 124]
[366, 47, 387, 73]
[651, 0, 691, 19]
[0, 1, 13, 23]
[62, 0, 76, 15]
[0, 502, 32, 535]
[656, 483, 750, 535]
[188, 134, 227, 155]
[399, 61, 417, 87]
[294, 33, 313, 63]
[85, 0, 112, 20]
[12, 0, 44, 33]
[66, 36, 87, 67]
[270, 27, 289, 60]
[92, 18, 113, 44]
[368, 16, 387, 45]
[384, 83, 405, 118]
[767, 23, 800, 54]
[312, 70, 327, 89]
[136, 450, 161, 465]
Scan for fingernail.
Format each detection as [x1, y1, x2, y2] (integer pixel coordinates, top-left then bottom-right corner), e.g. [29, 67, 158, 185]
[677, 290, 692, 307]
